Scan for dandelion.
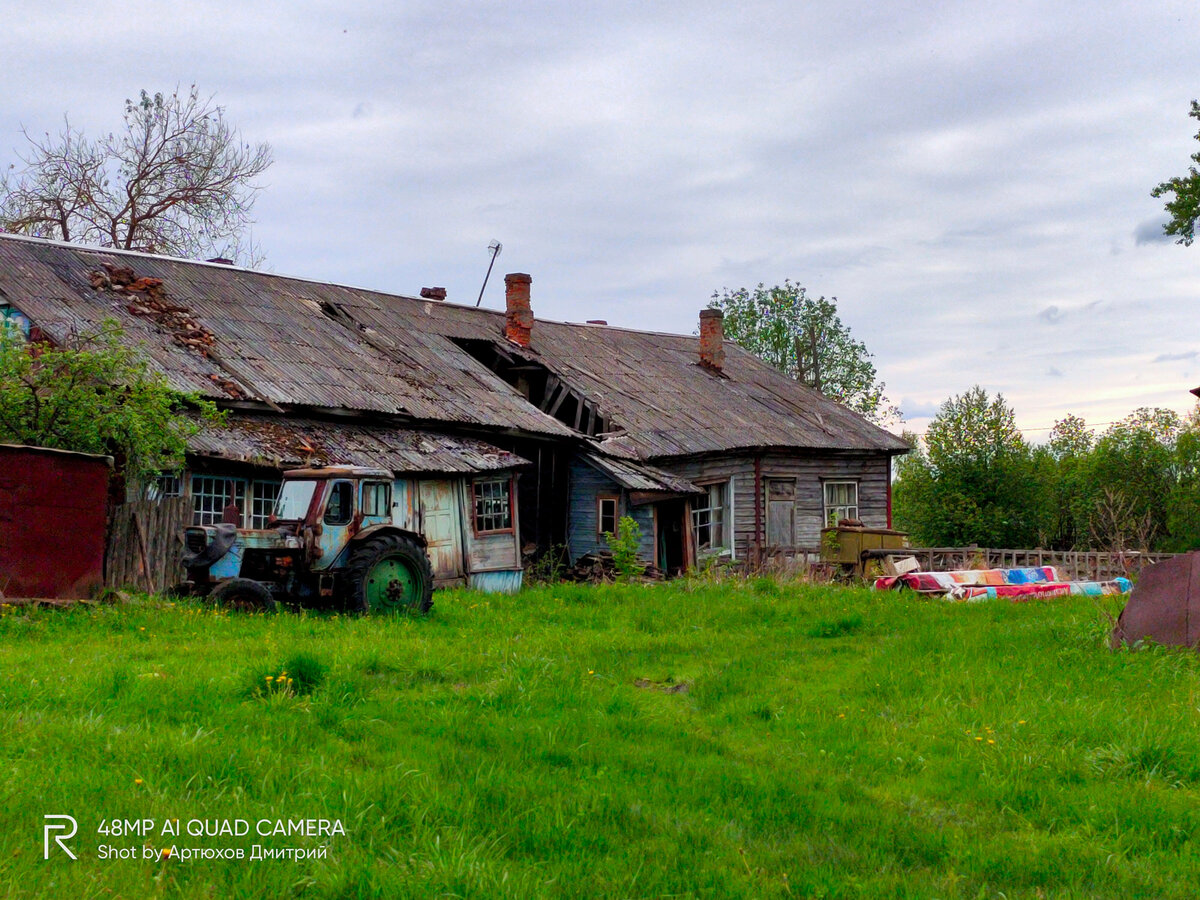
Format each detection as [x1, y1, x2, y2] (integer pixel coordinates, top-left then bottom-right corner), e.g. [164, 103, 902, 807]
[588, 669, 594, 675]
[975, 737, 983, 742]
[987, 739, 995, 745]
[135, 778, 143, 785]
[837, 713, 845, 719]
[1018, 720, 1026, 725]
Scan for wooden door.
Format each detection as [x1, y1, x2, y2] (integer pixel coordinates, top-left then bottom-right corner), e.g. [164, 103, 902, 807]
[418, 479, 464, 580]
[765, 478, 796, 548]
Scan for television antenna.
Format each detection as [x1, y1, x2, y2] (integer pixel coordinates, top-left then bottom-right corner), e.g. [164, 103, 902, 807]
[476, 240, 503, 307]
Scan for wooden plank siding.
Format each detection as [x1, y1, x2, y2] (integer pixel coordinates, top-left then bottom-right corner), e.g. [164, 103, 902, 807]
[662, 451, 890, 559]
[458, 476, 522, 573]
[567, 459, 655, 562]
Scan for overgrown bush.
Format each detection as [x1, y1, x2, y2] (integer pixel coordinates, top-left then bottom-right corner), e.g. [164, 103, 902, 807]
[603, 516, 647, 581]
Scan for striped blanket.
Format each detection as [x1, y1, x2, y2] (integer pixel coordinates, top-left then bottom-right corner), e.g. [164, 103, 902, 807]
[873, 567, 1132, 602]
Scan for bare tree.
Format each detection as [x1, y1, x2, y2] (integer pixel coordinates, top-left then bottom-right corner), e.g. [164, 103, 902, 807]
[0, 86, 272, 265]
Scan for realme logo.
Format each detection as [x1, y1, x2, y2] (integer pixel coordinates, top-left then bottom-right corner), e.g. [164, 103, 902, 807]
[43, 815, 77, 860]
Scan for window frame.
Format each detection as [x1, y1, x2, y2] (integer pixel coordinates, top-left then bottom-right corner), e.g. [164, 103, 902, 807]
[691, 479, 732, 556]
[361, 481, 392, 519]
[249, 480, 282, 529]
[596, 494, 619, 538]
[473, 475, 515, 536]
[190, 475, 247, 527]
[823, 479, 860, 527]
[323, 479, 355, 526]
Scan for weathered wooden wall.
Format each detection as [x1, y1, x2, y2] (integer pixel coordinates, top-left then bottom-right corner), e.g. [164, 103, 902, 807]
[566, 459, 655, 562]
[105, 497, 191, 593]
[664, 450, 891, 560]
[459, 476, 522, 573]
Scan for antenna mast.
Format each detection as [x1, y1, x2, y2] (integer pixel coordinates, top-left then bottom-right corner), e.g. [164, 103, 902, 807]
[476, 240, 503, 307]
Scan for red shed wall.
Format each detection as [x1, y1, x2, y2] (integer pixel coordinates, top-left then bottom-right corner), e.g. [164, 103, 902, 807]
[0, 445, 111, 599]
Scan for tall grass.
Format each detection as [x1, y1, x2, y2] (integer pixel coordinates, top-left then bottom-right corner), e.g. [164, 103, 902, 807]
[0, 583, 1196, 898]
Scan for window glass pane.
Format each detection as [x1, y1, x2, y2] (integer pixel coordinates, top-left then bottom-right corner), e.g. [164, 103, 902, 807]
[250, 481, 281, 528]
[274, 480, 316, 520]
[191, 476, 246, 526]
[598, 498, 617, 536]
[324, 481, 353, 525]
[474, 478, 512, 533]
[363, 482, 391, 517]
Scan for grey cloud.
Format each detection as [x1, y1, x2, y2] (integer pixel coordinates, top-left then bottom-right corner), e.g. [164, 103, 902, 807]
[1134, 218, 1174, 245]
[1153, 351, 1198, 363]
[1046, 366, 1064, 377]
[901, 399, 941, 420]
[1038, 306, 1063, 324]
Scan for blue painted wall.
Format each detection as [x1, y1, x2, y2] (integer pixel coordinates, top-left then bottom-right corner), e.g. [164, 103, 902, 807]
[567, 459, 656, 564]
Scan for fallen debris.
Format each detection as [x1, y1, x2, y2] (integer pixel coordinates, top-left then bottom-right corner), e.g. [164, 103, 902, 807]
[89, 263, 218, 357]
[566, 551, 663, 583]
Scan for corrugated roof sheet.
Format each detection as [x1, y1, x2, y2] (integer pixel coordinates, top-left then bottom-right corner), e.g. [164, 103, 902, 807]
[187, 414, 528, 474]
[581, 453, 701, 494]
[0, 234, 908, 460]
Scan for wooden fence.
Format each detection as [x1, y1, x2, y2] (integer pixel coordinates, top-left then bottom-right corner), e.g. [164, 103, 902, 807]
[105, 497, 191, 593]
[890, 547, 1179, 582]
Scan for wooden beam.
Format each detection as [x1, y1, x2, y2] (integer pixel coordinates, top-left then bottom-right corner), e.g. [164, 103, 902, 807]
[547, 384, 570, 418]
[540, 374, 560, 411]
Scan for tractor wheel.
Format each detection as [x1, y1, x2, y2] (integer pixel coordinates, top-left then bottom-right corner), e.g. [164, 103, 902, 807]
[210, 578, 278, 614]
[345, 535, 434, 615]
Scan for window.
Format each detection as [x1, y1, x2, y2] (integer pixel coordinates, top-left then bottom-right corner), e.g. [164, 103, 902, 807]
[362, 482, 392, 517]
[250, 480, 281, 528]
[324, 481, 354, 525]
[473, 477, 513, 533]
[149, 472, 182, 500]
[824, 481, 859, 526]
[597, 496, 618, 537]
[692, 481, 730, 554]
[191, 476, 246, 526]
[274, 480, 317, 520]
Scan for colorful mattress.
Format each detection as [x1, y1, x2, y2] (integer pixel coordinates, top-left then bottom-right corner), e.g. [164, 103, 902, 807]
[947, 578, 1132, 602]
[873, 566, 1062, 593]
[872, 567, 1132, 602]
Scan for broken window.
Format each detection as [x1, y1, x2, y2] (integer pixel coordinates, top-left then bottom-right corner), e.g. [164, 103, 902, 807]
[362, 482, 392, 518]
[150, 472, 182, 500]
[324, 481, 354, 526]
[192, 476, 246, 526]
[692, 481, 730, 555]
[250, 480, 281, 528]
[824, 481, 859, 526]
[473, 477, 513, 534]
[597, 496, 618, 537]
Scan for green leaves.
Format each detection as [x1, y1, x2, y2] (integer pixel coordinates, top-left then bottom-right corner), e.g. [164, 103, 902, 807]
[709, 281, 897, 425]
[0, 320, 220, 483]
[1151, 100, 1200, 246]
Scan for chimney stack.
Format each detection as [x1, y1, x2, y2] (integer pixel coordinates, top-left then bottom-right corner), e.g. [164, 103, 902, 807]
[698, 308, 725, 371]
[504, 273, 533, 347]
[420, 287, 447, 301]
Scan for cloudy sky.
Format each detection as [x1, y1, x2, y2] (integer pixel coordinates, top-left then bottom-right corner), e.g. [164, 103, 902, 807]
[4, 1, 1200, 437]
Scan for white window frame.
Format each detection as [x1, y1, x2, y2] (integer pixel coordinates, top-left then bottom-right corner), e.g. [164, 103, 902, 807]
[191, 475, 248, 526]
[250, 480, 282, 529]
[823, 480, 859, 527]
[692, 479, 733, 558]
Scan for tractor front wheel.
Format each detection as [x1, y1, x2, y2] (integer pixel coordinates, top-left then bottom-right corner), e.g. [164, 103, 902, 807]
[345, 535, 434, 615]
[210, 578, 278, 614]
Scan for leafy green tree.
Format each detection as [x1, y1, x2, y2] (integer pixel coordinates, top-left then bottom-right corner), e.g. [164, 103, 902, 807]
[1152, 100, 1200, 245]
[1084, 408, 1180, 551]
[709, 281, 897, 424]
[0, 319, 218, 483]
[892, 387, 1040, 547]
[1039, 414, 1095, 549]
[0, 86, 272, 264]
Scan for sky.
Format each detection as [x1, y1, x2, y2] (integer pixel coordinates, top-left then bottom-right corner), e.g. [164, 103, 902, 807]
[3, 1, 1199, 439]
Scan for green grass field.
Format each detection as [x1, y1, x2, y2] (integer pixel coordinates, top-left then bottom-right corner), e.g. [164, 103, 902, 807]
[1, 579, 1198, 898]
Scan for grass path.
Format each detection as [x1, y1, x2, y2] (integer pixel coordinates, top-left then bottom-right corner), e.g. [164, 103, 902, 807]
[0, 580, 1197, 898]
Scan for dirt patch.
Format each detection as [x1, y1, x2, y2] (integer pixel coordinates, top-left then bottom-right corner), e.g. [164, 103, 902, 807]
[633, 678, 690, 694]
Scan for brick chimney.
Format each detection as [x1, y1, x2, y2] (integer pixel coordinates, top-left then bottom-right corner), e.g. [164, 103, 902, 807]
[504, 273, 533, 347]
[420, 287, 447, 301]
[699, 308, 725, 371]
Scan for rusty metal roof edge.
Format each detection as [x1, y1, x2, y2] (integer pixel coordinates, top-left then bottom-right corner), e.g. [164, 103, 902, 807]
[0, 443, 115, 466]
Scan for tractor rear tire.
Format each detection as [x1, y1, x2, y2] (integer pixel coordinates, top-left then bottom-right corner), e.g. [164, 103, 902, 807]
[345, 534, 434, 615]
[210, 578, 278, 614]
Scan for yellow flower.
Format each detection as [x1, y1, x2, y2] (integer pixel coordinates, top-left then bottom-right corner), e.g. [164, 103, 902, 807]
[987, 739, 995, 745]
[135, 778, 143, 785]
[1018, 720, 1026, 725]
[975, 737, 983, 742]
[588, 670, 594, 675]
[265, 675, 273, 681]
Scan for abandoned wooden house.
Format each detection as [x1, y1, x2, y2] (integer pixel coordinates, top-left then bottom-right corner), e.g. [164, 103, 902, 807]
[0, 233, 907, 588]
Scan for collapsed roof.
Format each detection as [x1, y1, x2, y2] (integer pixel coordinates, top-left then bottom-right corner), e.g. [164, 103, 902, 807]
[0, 234, 908, 462]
